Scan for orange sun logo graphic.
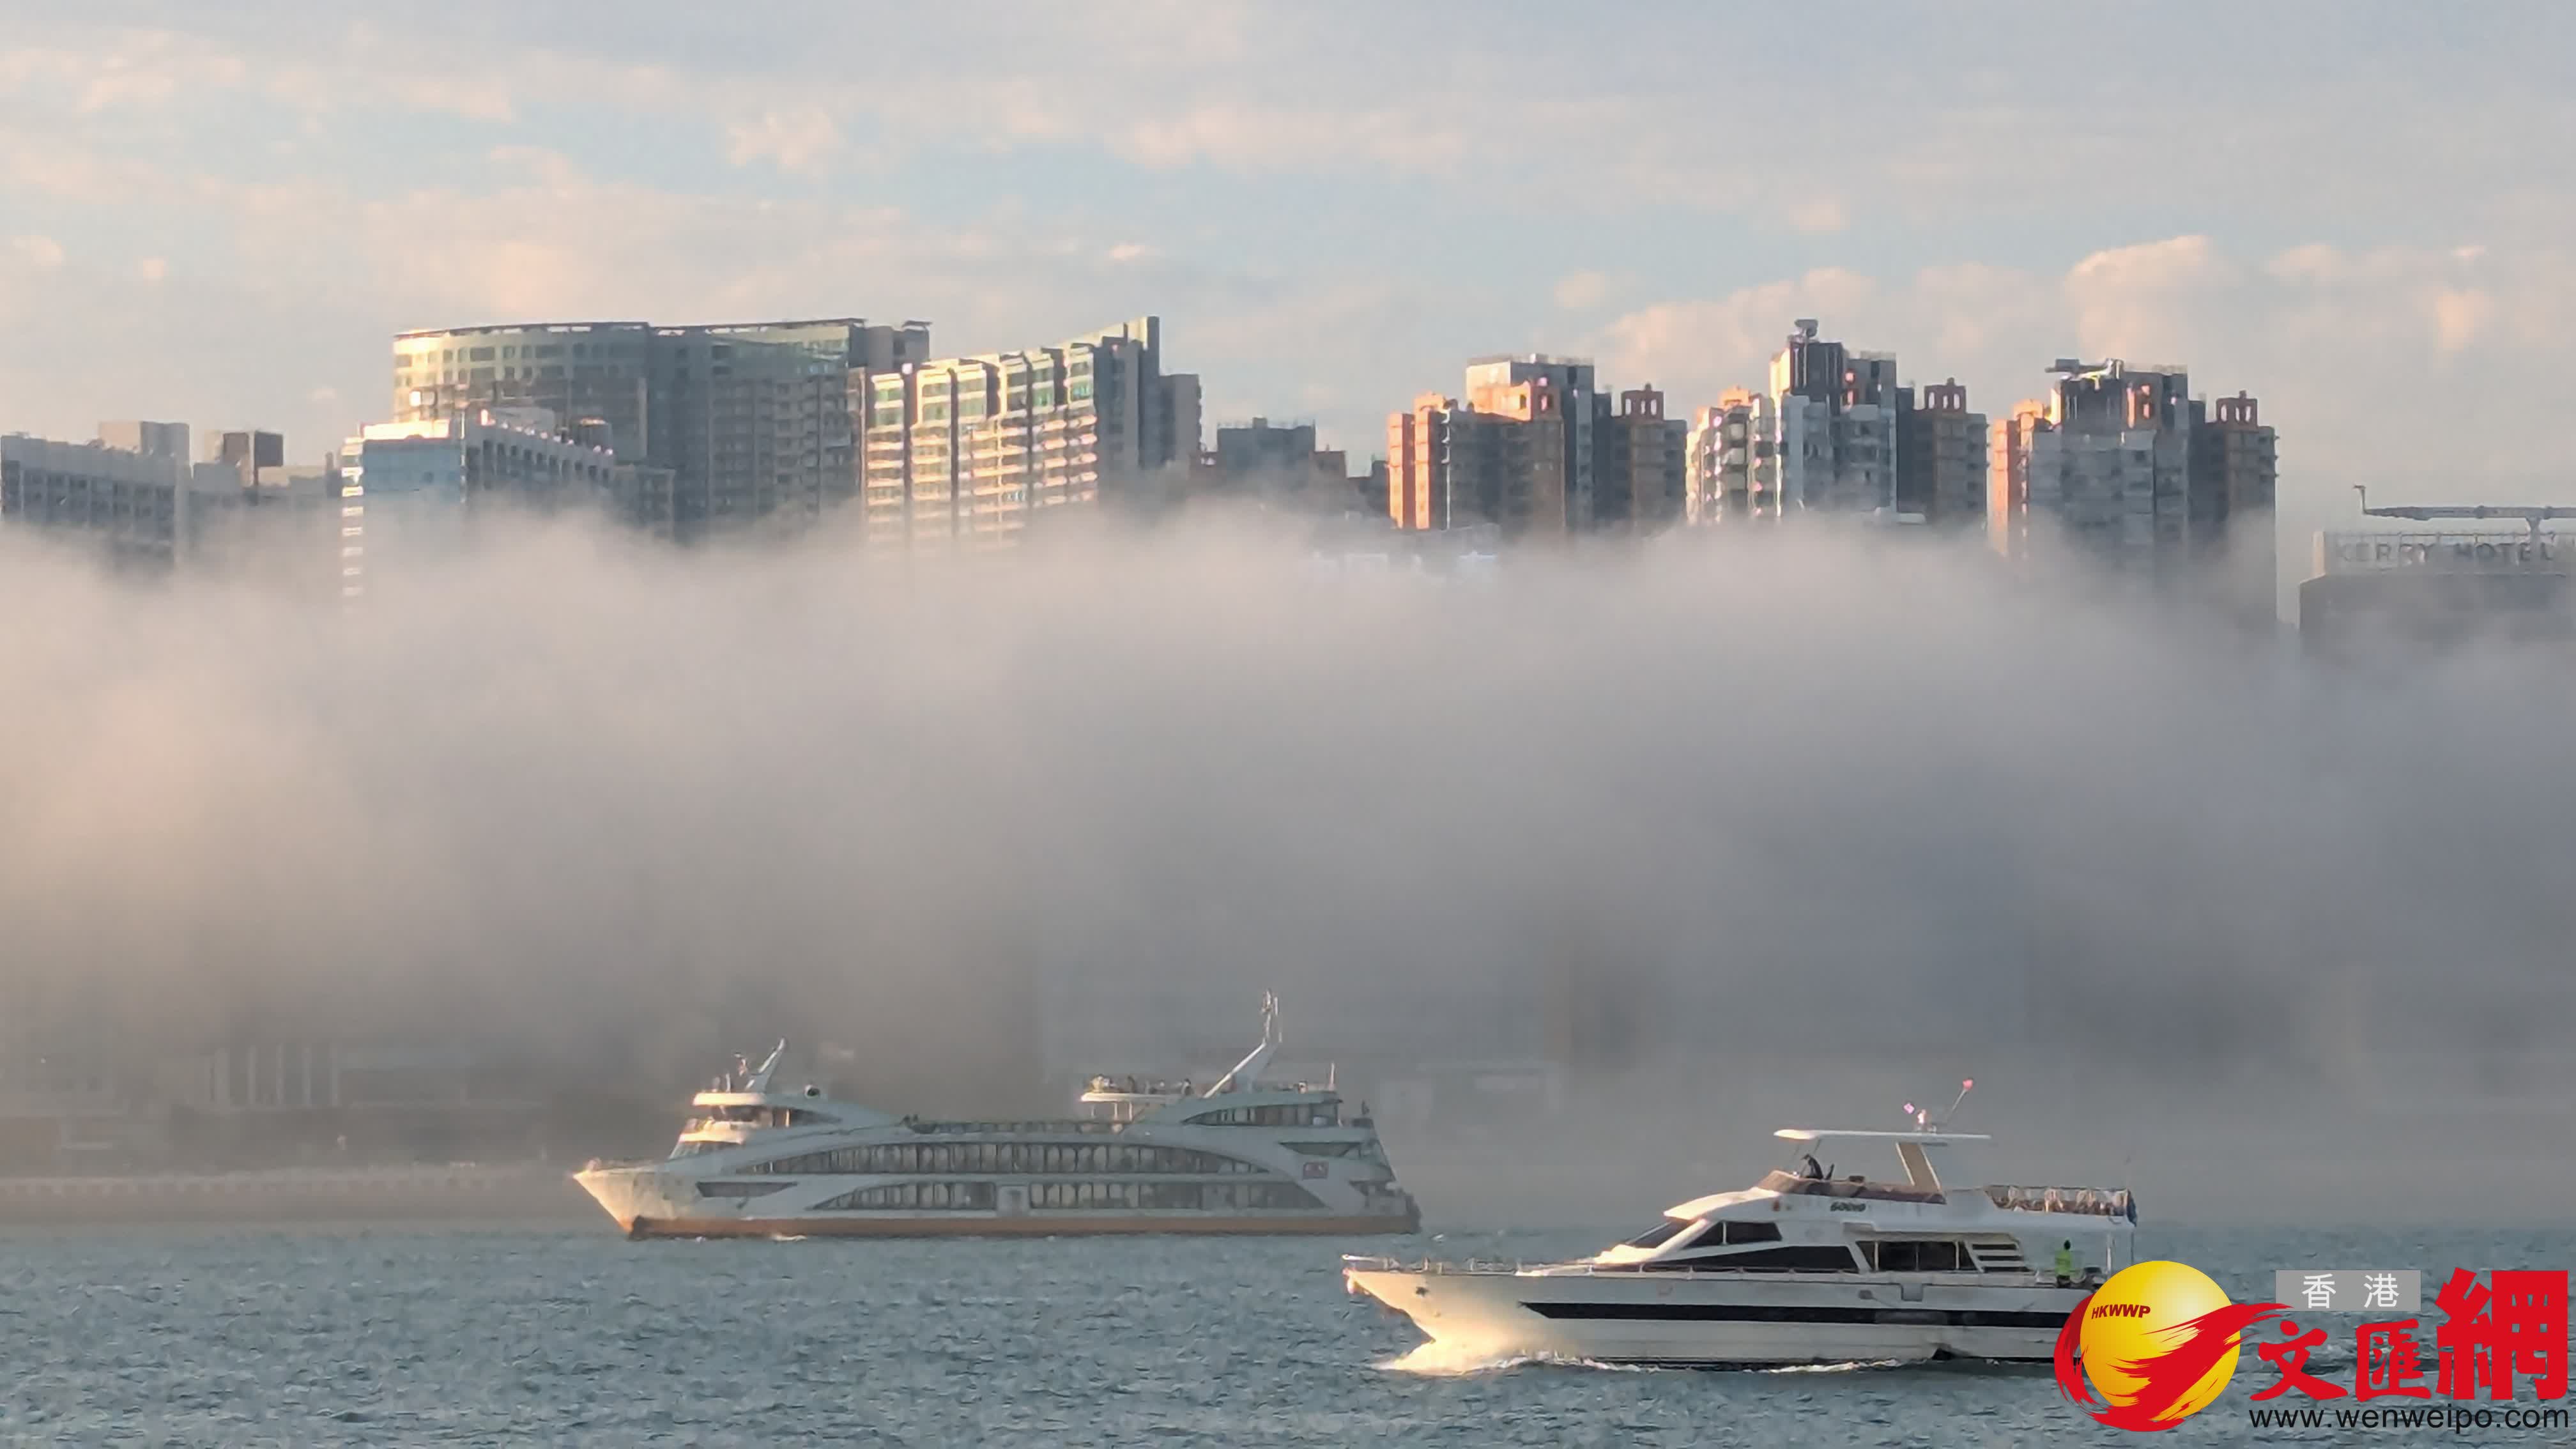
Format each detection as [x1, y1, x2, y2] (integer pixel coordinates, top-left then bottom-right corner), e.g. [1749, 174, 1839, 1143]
[2053, 1260, 2286, 1431]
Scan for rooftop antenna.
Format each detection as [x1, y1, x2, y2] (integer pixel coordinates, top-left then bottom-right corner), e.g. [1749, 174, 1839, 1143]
[2355, 482, 2573, 537]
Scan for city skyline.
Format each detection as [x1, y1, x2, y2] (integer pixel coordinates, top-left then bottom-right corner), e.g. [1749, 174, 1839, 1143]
[4, 2, 2573, 555]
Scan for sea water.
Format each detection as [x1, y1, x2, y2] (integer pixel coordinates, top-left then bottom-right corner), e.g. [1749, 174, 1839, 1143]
[1, 1224, 2566, 1446]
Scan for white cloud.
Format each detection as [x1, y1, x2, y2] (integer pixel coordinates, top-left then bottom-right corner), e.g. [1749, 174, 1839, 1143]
[723, 109, 841, 176]
[1784, 198, 1848, 236]
[2430, 289, 2494, 355]
[382, 75, 516, 123]
[1590, 236, 2576, 526]
[6, 6, 2576, 493]
[8, 235, 66, 270]
[2064, 235, 2239, 364]
[1552, 270, 1608, 310]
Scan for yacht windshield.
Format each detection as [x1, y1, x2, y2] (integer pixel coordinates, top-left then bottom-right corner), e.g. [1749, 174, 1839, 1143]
[1619, 1218, 1692, 1250]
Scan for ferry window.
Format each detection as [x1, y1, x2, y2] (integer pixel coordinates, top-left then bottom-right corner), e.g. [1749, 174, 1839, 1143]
[1722, 1221, 1782, 1245]
[1621, 1218, 1691, 1250]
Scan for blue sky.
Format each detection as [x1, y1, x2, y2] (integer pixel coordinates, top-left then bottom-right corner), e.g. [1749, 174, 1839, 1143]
[6, 1, 2574, 532]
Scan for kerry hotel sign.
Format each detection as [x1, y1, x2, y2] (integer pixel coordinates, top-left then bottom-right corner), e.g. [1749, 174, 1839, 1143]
[2318, 532, 2572, 576]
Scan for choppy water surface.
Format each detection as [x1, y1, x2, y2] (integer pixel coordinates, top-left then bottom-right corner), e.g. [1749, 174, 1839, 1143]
[1, 1224, 2566, 1446]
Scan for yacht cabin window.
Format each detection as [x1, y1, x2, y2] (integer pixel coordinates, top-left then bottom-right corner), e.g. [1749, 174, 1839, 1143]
[1866, 1239, 1968, 1273]
[1710, 1220, 1782, 1246]
[1645, 1245, 1860, 1273]
[1620, 1218, 1691, 1250]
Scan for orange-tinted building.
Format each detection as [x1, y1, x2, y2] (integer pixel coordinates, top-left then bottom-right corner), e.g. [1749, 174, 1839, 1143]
[1987, 398, 2052, 562]
[1384, 380, 1569, 539]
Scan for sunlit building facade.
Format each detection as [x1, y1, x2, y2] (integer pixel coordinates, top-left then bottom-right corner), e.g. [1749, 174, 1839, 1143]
[1989, 361, 2276, 621]
[859, 317, 1200, 549]
[390, 318, 931, 542]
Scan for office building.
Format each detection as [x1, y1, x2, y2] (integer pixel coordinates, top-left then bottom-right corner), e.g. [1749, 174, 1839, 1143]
[1989, 360, 2276, 618]
[391, 317, 931, 542]
[1464, 354, 1597, 529]
[1894, 379, 1987, 526]
[183, 463, 342, 590]
[96, 420, 190, 461]
[1591, 385, 1688, 531]
[859, 317, 1199, 549]
[1, 429, 243, 570]
[2302, 527, 2573, 652]
[338, 407, 621, 597]
[210, 430, 287, 487]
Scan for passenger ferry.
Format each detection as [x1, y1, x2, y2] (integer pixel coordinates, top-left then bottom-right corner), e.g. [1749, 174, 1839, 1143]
[576, 996, 1420, 1239]
[1344, 1084, 2132, 1368]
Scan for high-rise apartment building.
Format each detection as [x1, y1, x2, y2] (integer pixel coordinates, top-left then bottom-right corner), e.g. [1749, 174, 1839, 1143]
[1987, 399, 2051, 560]
[1591, 386, 1688, 531]
[1894, 379, 1987, 526]
[1989, 360, 2278, 619]
[1386, 395, 1451, 532]
[1464, 354, 1597, 529]
[1205, 417, 1368, 512]
[1684, 388, 1777, 523]
[1689, 325, 1967, 528]
[390, 317, 931, 542]
[1386, 378, 1571, 540]
[1766, 319, 1901, 514]
[2193, 392, 2279, 622]
[858, 317, 1199, 549]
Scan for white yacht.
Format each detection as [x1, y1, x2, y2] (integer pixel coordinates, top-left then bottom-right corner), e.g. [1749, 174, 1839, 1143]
[1344, 1086, 2133, 1368]
[576, 996, 1420, 1239]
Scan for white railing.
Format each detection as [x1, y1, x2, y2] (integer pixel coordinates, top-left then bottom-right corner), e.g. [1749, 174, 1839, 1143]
[1982, 1185, 2132, 1218]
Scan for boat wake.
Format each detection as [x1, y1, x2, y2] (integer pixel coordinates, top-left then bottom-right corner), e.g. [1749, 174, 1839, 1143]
[1380, 1344, 1920, 1377]
[1377, 1342, 1656, 1376]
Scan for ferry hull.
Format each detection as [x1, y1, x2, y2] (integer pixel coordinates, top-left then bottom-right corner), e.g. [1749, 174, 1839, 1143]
[1345, 1267, 2080, 1367]
[620, 1211, 1415, 1239]
[579, 1165, 1418, 1240]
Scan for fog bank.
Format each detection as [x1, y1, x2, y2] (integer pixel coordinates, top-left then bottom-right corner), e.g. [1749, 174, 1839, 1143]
[3, 514, 2570, 1218]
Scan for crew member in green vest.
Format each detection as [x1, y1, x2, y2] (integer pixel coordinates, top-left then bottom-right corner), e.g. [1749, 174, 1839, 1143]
[2055, 1241, 2076, 1287]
